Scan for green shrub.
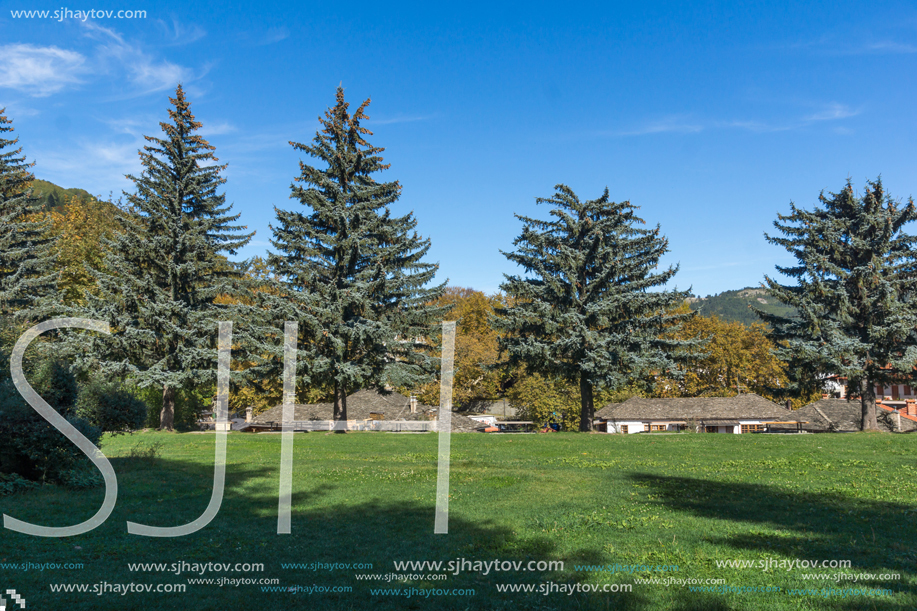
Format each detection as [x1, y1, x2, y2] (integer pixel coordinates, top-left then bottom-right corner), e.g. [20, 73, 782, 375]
[27, 358, 79, 417]
[0, 472, 40, 495]
[0, 360, 102, 484]
[76, 376, 147, 435]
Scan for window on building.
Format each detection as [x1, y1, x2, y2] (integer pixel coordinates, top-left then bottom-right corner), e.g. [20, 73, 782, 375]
[643, 423, 650, 432]
[620, 425, 628, 434]
[705, 426, 717, 433]
[650, 424, 666, 431]
[741, 424, 764, 433]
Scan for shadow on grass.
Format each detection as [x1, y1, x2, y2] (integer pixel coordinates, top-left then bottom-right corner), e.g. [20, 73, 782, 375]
[0, 453, 626, 611]
[629, 472, 917, 611]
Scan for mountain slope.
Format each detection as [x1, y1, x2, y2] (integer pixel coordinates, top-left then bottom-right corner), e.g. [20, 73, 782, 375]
[30, 179, 95, 209]
[687, 287, 797, 326]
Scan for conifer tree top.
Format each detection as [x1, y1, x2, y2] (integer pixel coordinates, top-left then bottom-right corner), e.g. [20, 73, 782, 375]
[496, 184, 693, 387]
[0, 110, 35, 199]
[124, 84, 250, 257]
[288, 86, 399, 213]
[264, 86, 445, 401]
[759, 177, 917, 395]
[0, 109, 54, 318]
[66, 84, 252, 399]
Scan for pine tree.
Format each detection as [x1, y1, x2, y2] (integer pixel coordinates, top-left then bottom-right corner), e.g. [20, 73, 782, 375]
[67, 86, 253, 430]
[495, 185, 693, 431]
[758, 178, 917, 430]
[264, 87, 445, 425]
[0, 110, 56, 318]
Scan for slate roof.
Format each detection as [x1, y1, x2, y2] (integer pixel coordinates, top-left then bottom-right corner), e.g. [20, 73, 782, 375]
[771, 399, 917, 433]
[593, 403, 620, 419]
[598, 394, 792, 421]
[252, 389, 483, 432]
[254, 389, 429, 423]
[442, 413, 486, 433]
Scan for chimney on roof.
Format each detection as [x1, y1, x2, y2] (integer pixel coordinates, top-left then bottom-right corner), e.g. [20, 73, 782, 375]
[410, 395, 417, 414]
[785, 399, 792, 411]
[907, 398, 916, 417]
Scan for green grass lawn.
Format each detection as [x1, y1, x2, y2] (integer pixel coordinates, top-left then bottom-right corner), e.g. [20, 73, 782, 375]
[1, 431, 915, 610]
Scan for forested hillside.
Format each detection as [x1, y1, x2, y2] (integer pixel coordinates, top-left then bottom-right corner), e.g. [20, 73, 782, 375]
[30, 178, 95, 209]
[687, 287, 797, 326]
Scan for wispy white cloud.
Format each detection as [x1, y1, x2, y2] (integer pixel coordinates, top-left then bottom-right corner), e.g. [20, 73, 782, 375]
[615, 116, 703, 136]
[804, 102, 859, 122]
[261, 26, 289, 45]
[609, 101, 859, 138]
[34, 138, 142, 195]
[157, 18, 207, 45]
[130, 60, 189, 93]
[0, 99, 41, 118]
[773, 36, 917, 56]
[863, 41, 917, 54]
[0, 44, 87, 97]
[592, 115, 705, 137]
[199, 121, 237, 136]
[100, 116, 152, 136]
[82, 22, 194, 95]
[716, 119, 792, 133]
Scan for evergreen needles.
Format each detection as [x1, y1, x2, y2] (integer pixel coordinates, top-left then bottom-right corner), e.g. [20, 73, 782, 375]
[496, 185, 693, 431]
[263, 87, 446, 424]
[760, 178, 917, 430]
[67, 86, 253, 430]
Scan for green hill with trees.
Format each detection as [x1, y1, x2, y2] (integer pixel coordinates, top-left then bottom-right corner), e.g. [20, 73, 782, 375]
[30, 178, 95, 209]
[687, 287, 797, 326]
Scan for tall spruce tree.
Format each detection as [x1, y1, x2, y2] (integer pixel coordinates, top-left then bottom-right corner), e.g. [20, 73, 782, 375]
[495, 185, 694, 431]
[758, 178, 917, 430]
[265, 87, 445, 425]
[67, 85, 253, 430]
[0, 110, 56, 318]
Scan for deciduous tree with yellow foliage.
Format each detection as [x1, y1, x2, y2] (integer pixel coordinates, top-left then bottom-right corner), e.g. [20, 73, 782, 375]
[654, 305, 817, 407]
[413, 287, 507, 409]
[47, 194, 120, 305]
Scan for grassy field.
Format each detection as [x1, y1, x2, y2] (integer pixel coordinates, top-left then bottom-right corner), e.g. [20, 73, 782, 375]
[0, 431, 915, 610]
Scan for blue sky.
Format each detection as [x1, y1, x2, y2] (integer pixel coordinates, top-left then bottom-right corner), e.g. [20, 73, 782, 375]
[2, 1, 916, 297]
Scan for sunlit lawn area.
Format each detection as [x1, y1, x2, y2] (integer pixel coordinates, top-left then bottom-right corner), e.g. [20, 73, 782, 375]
[1, 431, 915, 610]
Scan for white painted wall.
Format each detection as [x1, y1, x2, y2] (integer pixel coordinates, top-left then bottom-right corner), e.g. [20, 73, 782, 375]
[601, 419, 773, 434]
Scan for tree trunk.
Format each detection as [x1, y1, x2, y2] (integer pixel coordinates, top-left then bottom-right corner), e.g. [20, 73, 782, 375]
[160, 384, 175, 431]
[333, 381, 348, 434]
[579, 374, 594, 432]
[861, 378, 878, 431]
